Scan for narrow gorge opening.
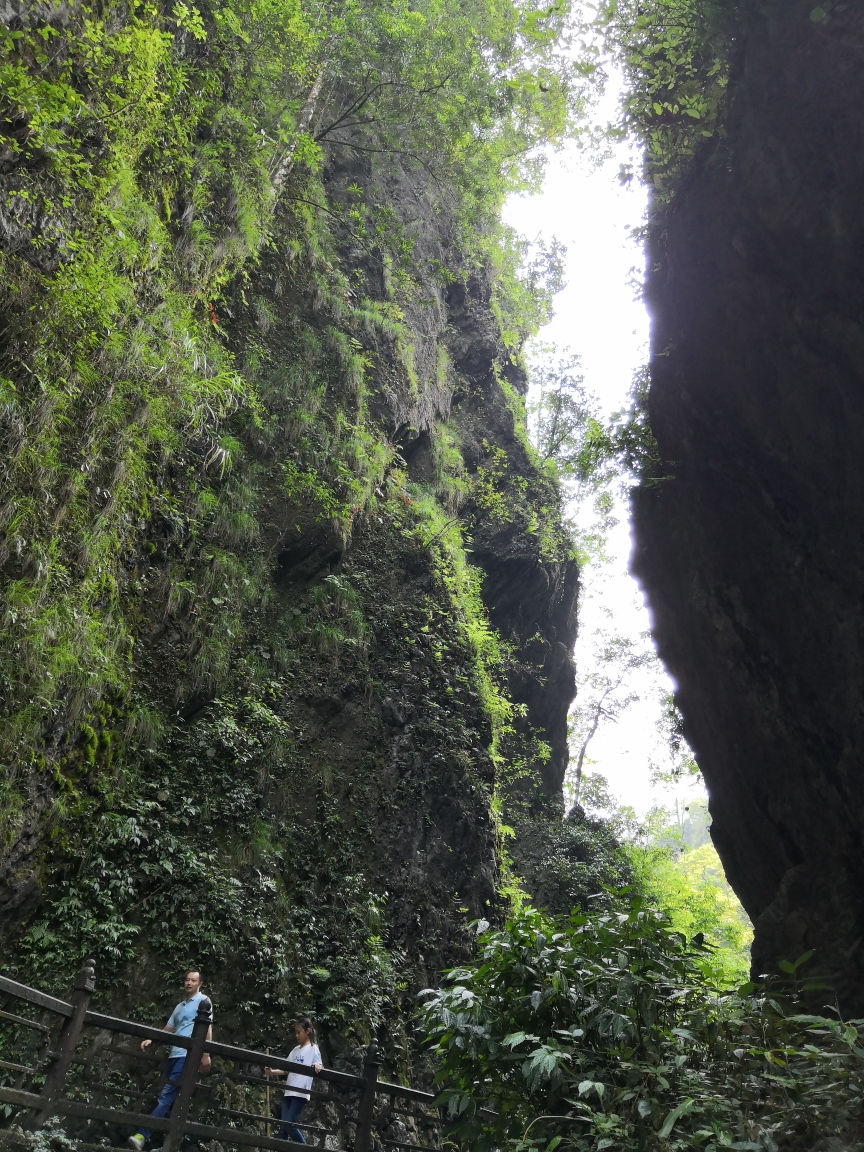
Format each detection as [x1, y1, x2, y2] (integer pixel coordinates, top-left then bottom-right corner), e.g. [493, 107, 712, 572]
[504, 67, 754, 990]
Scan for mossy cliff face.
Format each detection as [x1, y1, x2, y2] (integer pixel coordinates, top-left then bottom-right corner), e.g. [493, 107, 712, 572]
[0, 0, 598, 1059]
[633, 1, 864, 1008]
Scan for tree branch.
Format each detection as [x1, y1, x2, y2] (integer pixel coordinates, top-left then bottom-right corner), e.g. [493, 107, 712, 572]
[314, 81, 392, 141]
[271, 68, 327, 198]
[314, 74, 455, 142]
[324, 137, 450, 195]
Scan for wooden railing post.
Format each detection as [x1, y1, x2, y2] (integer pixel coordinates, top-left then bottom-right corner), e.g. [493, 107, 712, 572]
[354, 1038, 380, 1152]
[162, 997, 212, 1152]
[35, 958, 96, 1127]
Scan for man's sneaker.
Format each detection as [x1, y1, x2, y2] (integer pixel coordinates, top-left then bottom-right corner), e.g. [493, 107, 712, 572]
[128, 1135, 146, 1151]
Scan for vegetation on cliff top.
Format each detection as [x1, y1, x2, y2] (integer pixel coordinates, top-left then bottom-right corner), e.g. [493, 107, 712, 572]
[597, 0, 754, 197]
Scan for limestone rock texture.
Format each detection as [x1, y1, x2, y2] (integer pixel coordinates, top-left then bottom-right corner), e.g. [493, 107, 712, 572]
[633, 1, 864, 1008]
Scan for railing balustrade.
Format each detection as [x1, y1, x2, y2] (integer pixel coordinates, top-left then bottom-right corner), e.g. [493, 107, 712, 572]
[0, 963, 444, 1152]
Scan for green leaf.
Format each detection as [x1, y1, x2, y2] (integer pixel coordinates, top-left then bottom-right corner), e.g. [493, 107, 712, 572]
[810, 6, 827, 20]
[503, 1031, 528, 1048]
[659, 1098, 696, 1139]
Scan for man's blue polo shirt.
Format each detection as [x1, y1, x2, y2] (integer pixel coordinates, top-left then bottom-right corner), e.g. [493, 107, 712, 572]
[166, 991, 208, 1059]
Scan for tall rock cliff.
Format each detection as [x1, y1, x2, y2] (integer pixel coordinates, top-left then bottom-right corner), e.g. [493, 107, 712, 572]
[0, 0, 608, 1074]
[633, 0, 864, 1008]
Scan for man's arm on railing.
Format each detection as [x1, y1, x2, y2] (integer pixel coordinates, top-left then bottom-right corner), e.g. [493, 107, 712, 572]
[140, 1023, 175, 1054]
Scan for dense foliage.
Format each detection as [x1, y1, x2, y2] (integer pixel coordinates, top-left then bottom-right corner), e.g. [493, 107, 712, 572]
[572, 776, 752, 987]
[421, 903, 864, 1152]
[0, 0, 587, 813]
[596, 0, 753, 196]
[631, 838, 752, 986]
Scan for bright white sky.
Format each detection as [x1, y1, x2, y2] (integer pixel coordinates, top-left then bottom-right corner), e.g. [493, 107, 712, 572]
[502, 81, 706, 818]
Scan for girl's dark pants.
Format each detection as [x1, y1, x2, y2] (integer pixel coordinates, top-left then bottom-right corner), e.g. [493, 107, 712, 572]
[280, 1095, 307, 1145]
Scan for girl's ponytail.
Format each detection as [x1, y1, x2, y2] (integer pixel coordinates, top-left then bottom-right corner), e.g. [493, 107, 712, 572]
[297, 1016, 316, 1044]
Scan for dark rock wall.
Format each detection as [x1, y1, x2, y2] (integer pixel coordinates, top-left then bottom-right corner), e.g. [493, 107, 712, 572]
[447, 346, 579, 799]
[633, 1, 864, 1007]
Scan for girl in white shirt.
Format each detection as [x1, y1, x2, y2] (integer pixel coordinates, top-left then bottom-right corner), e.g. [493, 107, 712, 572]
[264, 1018, 323, 1145]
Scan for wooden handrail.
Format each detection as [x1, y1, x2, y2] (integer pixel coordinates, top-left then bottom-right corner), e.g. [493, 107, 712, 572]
[15, 998, 431, 1098]
[84, 1011, 196, 1049]
[355, 1038, 381, 1152]
[376, 1079, 436, 1104]
[0, 1089, 312, 1150]
[83, 1011, 367, 1087]
[0, 1008, 50, 1032]
[216, 1104, 335, 1136]
[0, 962, 459, 1152]
[0, 975, 73, 1018]
[206, 1038, 366, 1088]
[36, 959, 95, 1125]
[0, 1059, 33, 1073]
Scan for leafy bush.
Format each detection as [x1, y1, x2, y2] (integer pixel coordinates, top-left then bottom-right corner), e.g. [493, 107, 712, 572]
[628, 837, 752, 988]
[421, 902, 864, 1152]
[596, 0, 749, 196]
[574, 774, 752, 988]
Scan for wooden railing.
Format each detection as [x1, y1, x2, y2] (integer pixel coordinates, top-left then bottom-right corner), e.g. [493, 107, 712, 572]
[0, 962, 443, 1152]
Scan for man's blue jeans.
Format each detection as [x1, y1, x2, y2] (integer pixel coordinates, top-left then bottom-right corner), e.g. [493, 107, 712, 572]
[279, 1095, 307, 1145]
[140, 1056, 186, 1141]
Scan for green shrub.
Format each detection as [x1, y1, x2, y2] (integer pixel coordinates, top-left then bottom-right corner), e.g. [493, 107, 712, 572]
[421, 902, 864, 1152]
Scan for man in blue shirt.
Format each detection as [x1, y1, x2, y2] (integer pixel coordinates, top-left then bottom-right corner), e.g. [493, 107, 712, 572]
[128, 971, 212, 1150]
